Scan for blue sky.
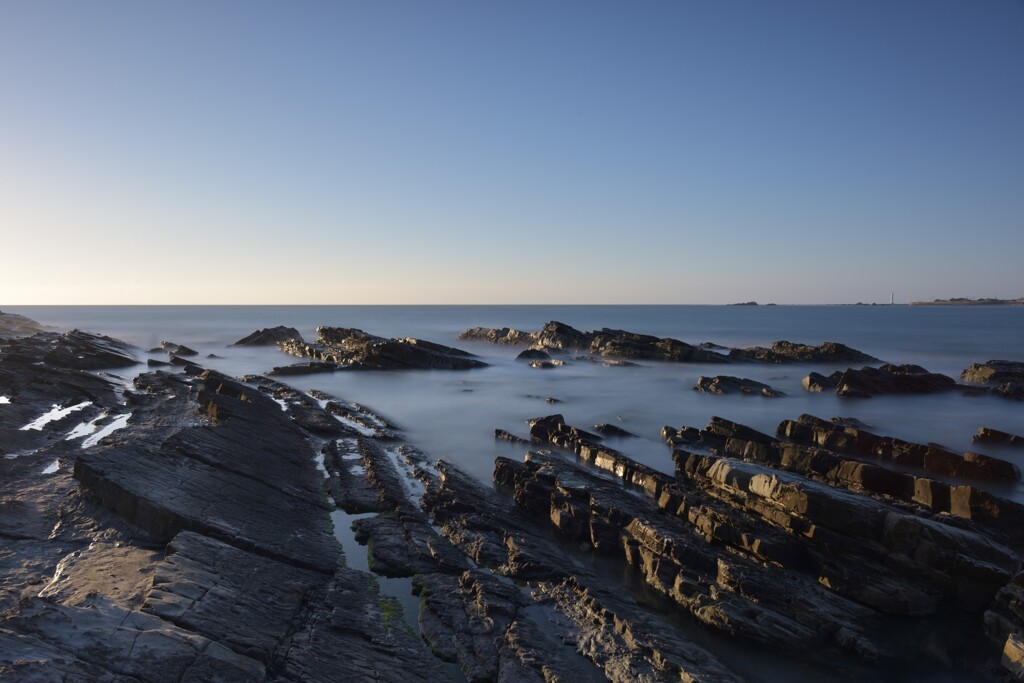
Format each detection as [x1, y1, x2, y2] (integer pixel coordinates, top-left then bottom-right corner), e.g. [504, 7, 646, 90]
[1, 1, 1022, 304]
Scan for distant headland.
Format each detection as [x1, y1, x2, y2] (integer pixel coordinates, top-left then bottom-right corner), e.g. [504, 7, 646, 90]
[908, 297, 1024, 307]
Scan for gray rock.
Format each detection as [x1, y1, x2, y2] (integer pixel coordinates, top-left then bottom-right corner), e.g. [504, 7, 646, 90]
[279, 327, 487, 370]
[460, 321, 729, 363]
[729, 340, 880, 364]
[232, 326, 304, 346]
[694, 375, 784, 397]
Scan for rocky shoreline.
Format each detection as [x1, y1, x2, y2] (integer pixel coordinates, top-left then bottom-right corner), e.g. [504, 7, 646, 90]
[2, 311, 1023, 681]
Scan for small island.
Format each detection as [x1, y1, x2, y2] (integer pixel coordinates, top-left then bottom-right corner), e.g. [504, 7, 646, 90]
[909, 297, 1024, 306]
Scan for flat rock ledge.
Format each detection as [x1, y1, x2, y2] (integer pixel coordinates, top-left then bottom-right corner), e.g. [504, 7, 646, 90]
[0, 333, 452, 682]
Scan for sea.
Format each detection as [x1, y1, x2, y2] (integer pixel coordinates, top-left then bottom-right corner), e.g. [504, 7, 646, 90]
[9, 304, 1023, 492]
[6, 304, 1023, 682]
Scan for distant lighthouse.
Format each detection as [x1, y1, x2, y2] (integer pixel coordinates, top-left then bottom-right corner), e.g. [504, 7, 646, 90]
[890, 292, 895, 305]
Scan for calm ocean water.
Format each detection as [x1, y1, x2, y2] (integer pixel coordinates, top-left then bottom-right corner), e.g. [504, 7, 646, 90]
[9, 305, 1024, 498]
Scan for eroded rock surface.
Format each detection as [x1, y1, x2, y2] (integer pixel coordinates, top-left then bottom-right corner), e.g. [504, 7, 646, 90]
[0, 310, 47, 337]
[0, 337, 452, 682]
[524, 413, 1021, 678]
[976, 427, 1024, 448]
[803, 364, 961, 397]
[694, 375, 784, 397]
[279, 327, 487, 371]
[459, 321, 880, 368]
[460, 321, 729, 363]
[233, 326, 304, 346]
[728, 339, 879, 364]
[962, 360, 1024, 400]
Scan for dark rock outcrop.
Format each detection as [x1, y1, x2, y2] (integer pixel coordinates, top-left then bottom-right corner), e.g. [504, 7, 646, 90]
[522, 413, 1021, 677]
[975, 427, 1024, 448]
[593, 423, 635, 437]
[0, 310, 46, 337]
[420, 458, 747, 681]
[279, 327, 487, 371]
[268, 361, 338, 376]
[460, 321, 882, 368]
[529, 359, 564, 369]
[0, 339, 451, 682]
[233, 326, 304, 346]
[74, 369, 339, 574]
[160, 341, 199, 357]
[729, 340, 880, 364]
[39, 330, 138, 370]
[962, 360, 1024, 401]
[495, 428, 529, 444]
[962, 360, 1024, 385]
[802, 364, 960, 397]
[777, 414, 1020, 483]
[460, 321, 729, 363]
[694, 375, 784, 397]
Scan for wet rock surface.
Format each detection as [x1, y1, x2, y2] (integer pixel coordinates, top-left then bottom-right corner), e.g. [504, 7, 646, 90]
[0, 310, 47, 337]
[728, 340, 880, 364]
[695, 375, 784, 397]
[526, 413, 1021, 679]
[460, 320, 729, 363]
[777, 414, 1021, 483]
[279, 326, 487, 371]
[233, 326, 304, 346]
[159, 341, 199, 357]
[460, 321, 880, 367]
[976, 427, 1024, 448]
[803, 364, 962, 397]
[962, 360, 1024, 400]
[0, 333, 453, 682]
[963, 360, 1024, 385]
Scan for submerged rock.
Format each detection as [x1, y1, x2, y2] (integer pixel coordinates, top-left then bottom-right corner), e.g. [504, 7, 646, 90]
[515, 348, 551, 361]
[593, 423, 635, 437]
[268, 361, 338, 376]
[529, 359, 565, 369]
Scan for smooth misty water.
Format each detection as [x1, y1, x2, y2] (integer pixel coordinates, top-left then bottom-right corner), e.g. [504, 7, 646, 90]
[7, 304, 1019, 682]
[10, 305, 1023, 492]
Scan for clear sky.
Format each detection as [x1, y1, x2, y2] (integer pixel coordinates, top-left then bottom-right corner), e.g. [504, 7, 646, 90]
[1, 1, 1022, 304]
